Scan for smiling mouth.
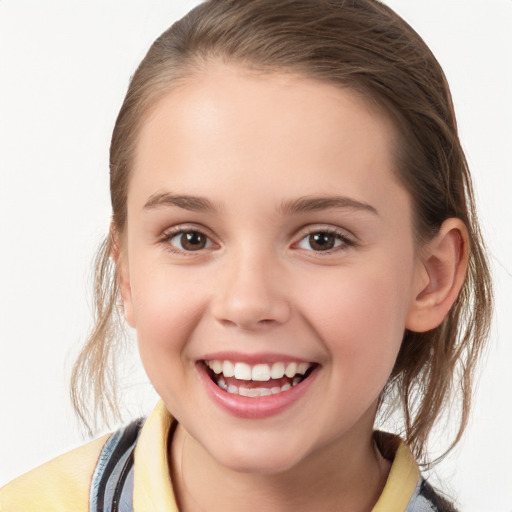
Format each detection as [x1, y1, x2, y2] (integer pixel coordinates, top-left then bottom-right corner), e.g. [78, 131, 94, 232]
[203, 360, 317, 398]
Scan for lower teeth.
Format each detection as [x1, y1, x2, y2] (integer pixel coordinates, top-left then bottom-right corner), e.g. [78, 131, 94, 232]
[217, 376, 302, 397]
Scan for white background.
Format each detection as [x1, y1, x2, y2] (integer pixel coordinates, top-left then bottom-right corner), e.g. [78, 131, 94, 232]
[0, 1, 511, 510]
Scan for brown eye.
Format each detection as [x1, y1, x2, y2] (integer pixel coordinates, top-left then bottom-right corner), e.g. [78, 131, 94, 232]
[309, 233, 335, 251]
[297, 231, 348, 252]
[170, 231, 212, 251]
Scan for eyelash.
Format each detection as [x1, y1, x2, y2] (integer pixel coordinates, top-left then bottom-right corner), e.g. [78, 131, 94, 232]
[295, 227, 356, 254]
[159, 226, 215, 255]
[158, 226, 356, 255]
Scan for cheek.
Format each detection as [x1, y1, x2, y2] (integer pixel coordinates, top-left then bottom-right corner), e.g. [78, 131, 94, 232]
[299, 260, 413, 384]
[127, 267, 209, 410]
[128, 262, 207, 366]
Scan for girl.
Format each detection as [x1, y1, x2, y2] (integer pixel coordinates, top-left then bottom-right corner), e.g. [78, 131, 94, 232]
[0, 1, 500, 510]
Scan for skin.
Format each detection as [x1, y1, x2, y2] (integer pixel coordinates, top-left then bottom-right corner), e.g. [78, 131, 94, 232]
[117, 63, 468, 512]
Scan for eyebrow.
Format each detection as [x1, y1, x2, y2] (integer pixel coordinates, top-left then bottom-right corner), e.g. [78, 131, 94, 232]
[279, 196, 378, 215]
[143, 192, 378, 216]
[144, 192, 218, 212]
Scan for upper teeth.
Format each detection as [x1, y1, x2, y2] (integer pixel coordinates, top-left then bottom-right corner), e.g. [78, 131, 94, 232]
[205, 360, 312, 381]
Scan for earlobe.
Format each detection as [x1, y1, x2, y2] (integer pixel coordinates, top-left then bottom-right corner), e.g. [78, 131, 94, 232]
[110, 227, 135, 328]
[405, 218, 469, 333]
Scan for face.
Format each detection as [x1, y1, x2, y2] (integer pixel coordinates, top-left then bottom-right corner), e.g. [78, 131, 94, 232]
[120, 64, 425, 474]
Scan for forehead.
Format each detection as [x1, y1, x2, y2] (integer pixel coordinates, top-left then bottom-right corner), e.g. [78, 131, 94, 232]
[130, 63, 406, 215]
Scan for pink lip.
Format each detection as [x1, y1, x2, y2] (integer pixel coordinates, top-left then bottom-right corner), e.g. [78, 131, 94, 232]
[197, 361, 318, 419]
[200, 351, 313, 365]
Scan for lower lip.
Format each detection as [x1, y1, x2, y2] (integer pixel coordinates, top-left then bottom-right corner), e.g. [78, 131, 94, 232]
[197, 363, 318, 419]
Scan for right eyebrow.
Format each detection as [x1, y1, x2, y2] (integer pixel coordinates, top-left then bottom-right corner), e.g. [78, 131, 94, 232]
[279, 195, 378, 216]
[143, 192, 218, 212]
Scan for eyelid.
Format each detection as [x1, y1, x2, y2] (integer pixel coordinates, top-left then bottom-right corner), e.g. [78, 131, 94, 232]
[292, 225, 357, 253]
[158, 223, 218, 254]
[169, 231, 213, 249]
[157, 223, 357, 255]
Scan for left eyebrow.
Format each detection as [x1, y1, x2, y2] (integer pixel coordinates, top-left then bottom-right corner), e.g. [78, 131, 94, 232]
[279, 195, 378, 216]
[143, 192, 218, 212]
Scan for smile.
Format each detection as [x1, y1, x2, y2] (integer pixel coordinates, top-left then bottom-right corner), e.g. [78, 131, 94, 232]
[204, 360, 316, 398]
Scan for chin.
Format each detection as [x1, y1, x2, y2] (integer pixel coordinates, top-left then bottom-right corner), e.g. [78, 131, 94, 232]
[207, 434, 312, 475]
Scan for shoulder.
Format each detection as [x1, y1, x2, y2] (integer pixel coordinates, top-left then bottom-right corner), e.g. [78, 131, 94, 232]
[0, 433, 110, 512]
[405, 478, 458, 512]
[417, 479, 458, 512]
[372, 432, 458, 512]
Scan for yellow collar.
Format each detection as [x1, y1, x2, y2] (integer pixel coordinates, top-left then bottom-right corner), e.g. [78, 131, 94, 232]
[372, 434, 420, 511]
[133, 401, 179, 511]
[133, 401, 419, 512]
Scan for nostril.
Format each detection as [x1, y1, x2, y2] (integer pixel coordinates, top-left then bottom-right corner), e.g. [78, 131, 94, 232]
[216, 316, 280, 330]
[210, 268, 292, 328]
[258, 318, 275, 325]
[213, 293, 291, 326]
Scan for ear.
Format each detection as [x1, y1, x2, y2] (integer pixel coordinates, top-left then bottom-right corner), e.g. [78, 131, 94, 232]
[110, 225, 136, 328]
[405, 218, 469, 333]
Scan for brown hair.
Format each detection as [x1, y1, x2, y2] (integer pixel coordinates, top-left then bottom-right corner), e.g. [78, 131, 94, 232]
[71, 0, 492, 465]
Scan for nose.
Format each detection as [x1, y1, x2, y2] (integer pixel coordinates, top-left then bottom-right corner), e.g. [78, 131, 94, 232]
[211, 249, 291, 330]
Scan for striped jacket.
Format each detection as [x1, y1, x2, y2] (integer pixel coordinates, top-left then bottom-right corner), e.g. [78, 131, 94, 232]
[0, 402, 457, 512]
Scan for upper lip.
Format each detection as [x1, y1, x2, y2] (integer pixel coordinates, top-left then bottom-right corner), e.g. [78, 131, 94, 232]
[199, 351, 316, 365]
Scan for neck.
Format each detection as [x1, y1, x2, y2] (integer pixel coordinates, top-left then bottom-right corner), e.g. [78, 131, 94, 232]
[170, 423, 390, 512]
